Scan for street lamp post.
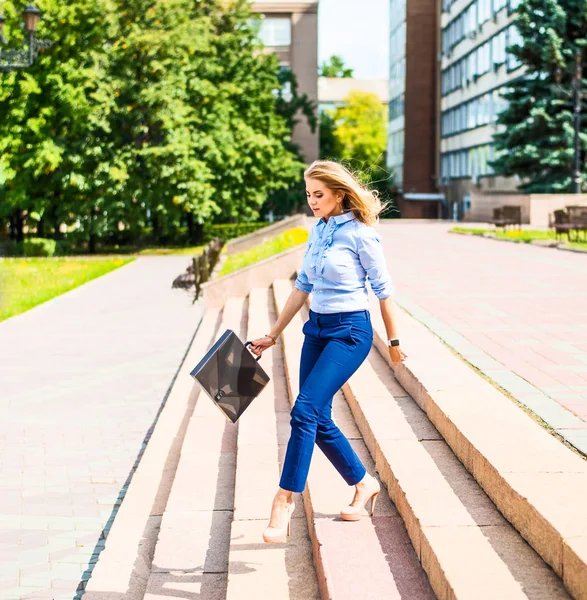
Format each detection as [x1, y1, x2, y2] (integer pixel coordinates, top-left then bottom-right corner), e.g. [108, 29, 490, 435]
[0, 4, 51, 71]
[572, 49, 582, 194]
[554, 48, 585, 194]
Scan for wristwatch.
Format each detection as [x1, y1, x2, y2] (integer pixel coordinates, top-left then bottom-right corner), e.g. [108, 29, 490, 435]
[387, 338, 400, 347]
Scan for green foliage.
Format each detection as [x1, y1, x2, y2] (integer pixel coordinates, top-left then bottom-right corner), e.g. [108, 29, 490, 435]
[204, 222, 269, 243]
[263, 70, 318, 217]
[0, 0, 305, 250]
[450, 227, 583, 245]
[319, 55, 354, 78]
[331, 91, 387, 167]
[491, 0, 587, 192]
[319, 110, 337, 160]
[0, 257, 133, 321]
[23, 237, 57, 257]
[218, 227, 308, 276]
[319, 93, 397, 217]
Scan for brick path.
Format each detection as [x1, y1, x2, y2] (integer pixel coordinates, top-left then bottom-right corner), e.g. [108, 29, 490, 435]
[378, 221, 587, 452]
[0, 257, 202, 600]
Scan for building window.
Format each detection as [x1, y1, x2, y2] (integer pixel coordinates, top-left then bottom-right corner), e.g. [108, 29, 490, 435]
[441, 88, 509, 136]
[506, 24, 523, 70]
[440, 144, 494, 179]
[259, 17, 291, 47]
[442, 25, 523, 96]
[389, 94, 405, 121]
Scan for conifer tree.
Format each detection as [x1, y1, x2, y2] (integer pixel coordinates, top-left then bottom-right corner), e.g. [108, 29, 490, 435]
[491, 0, 587, 192]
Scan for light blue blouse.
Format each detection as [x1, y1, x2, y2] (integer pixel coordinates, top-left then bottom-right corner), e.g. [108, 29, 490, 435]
[294, 212, 394, 314]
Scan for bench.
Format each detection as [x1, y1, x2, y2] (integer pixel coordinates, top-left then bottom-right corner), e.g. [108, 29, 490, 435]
[489, 205, 522, 229]
[550, 206, 587, 242]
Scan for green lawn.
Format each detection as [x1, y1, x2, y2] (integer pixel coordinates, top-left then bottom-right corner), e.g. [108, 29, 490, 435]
[219, 227, 309, 277]
[0, 257, 134, 322]
[450, 227, 587, 250]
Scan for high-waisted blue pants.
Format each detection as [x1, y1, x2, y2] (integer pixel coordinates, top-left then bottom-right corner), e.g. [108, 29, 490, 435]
[279, 309, 373, 493]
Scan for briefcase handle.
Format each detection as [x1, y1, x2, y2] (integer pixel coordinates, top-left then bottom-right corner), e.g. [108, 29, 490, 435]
[244, 341, 262, 362]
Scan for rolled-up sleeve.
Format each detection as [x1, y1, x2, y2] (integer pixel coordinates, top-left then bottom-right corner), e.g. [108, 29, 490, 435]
[357, 227, 394, 299]
[294, 236, 313, 294]
[294, 268, 312, 294]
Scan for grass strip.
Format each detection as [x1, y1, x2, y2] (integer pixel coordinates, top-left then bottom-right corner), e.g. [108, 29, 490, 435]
[219, 227, 309, 277]
[0, 257, 134, 322]
[450, 227, 587, 250]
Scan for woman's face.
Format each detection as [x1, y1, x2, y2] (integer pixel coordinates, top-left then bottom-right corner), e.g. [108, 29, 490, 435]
[305, 177, 344, 221]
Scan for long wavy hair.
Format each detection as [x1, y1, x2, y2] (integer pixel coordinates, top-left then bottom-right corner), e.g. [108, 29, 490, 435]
[303, 160, 386, 227]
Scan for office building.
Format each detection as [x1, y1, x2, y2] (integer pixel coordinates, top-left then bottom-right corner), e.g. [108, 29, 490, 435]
[252, 1, 319, 162]
[439, 0, 524, 218]
[387, 0, 439, 218]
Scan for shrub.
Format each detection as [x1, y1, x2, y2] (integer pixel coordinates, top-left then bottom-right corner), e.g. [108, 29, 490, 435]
[22, 237, 57, 257]
[204, 222, 269, 243]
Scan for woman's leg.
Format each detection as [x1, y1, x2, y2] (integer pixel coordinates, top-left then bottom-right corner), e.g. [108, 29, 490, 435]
[279, 322, 372, 493]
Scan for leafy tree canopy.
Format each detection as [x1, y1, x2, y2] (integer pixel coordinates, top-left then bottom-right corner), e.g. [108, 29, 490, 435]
[0, 0, 306, 249]
[319, 55, 354, 78]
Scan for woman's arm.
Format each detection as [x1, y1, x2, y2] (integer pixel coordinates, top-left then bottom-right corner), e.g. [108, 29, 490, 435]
[379, 296, 407, 366]
[248, 287, 308, 356]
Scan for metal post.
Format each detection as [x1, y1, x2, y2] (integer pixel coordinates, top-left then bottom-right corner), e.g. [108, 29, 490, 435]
[573, 49, 582, 194]
[28, 30, 34, 66]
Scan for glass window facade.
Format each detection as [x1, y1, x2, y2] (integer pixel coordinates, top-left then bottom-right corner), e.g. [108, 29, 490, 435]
[442, 25, 522, 95]
[441, 144, 495, 179]
[441, 88, 509, 137]
[387, 0, 407, 183]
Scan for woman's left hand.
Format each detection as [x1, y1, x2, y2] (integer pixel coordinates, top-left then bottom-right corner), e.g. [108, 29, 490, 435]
[248, 336, 276, 358]
[388, 345, 407, 366]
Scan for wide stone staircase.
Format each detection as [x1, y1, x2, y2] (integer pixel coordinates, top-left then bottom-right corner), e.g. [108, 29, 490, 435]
[87, 280, 587, 600]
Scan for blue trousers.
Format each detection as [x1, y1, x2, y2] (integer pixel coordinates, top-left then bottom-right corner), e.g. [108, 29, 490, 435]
[279, 309, 373, 493]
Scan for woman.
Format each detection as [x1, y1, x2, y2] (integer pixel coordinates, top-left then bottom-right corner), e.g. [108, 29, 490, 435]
[249, 160, 407, 544]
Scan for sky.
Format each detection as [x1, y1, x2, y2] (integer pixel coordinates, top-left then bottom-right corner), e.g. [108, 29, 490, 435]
[318, 0, 389, 80]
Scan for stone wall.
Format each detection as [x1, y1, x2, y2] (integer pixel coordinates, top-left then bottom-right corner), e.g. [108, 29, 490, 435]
[464, 192, 587, 226]
[224, 214, 308, 256]
[203, 244, 306, 309]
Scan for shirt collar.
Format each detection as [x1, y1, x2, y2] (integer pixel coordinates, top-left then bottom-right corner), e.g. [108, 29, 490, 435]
[319, 211, 356, 226]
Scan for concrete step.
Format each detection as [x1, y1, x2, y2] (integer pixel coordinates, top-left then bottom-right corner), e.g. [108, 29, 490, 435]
[272, 280, 436, 599]
[274, 278, 570, 600]
[226, 287, 319, 599]
[85, 305, 222, 600]
[143, 297, 247, 600]
[367, 295, 587, 600]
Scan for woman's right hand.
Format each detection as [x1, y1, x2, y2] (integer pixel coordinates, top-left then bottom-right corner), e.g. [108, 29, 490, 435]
[248, 335, 277, 358]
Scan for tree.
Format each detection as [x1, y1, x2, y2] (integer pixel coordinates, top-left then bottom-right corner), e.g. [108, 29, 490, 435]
[0, 0, 121, 247]
[332, 91, 387, 167]
[0, 0, 306, 250]
[491, 0, 587, 193]
[319, 55, 354, 78]
[319, 110, 337, 160]
[320, 91, 397, 216]
[262, 68, 318, 217]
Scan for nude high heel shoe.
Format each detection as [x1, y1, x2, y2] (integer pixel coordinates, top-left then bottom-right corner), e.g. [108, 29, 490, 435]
[263, 501, 295, 544]
[340, 474, 381, 521]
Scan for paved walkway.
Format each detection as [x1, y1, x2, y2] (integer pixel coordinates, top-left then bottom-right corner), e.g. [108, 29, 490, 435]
[378, 221, 587, 453]
[0, 257, 202, 600]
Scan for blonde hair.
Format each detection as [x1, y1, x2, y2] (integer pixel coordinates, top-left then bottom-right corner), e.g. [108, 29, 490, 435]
[304, 160, 386, 227]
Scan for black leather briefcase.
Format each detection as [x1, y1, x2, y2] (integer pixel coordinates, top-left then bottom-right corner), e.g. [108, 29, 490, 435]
[190, 329, 270, 423]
